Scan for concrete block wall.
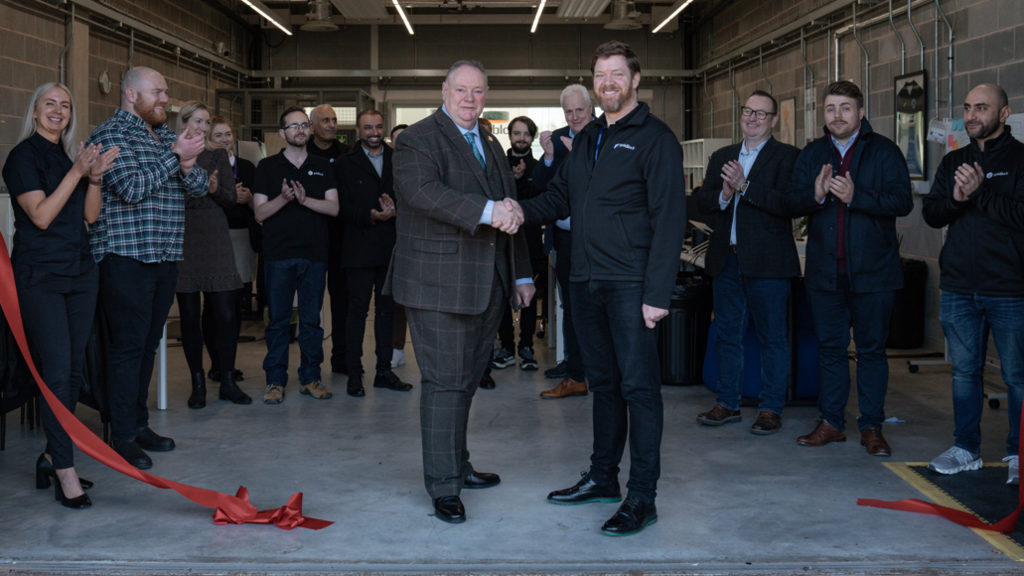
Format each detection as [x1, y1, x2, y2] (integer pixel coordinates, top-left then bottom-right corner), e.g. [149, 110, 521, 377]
[0, 0, 248, 188]
[691, 0, 1024, 354]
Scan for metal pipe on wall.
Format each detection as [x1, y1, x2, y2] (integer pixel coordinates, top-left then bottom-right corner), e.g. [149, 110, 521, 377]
[58, 3, 75, 86]
[908, 0, 925, 71]
[826, 24, 832, 85]
[852, 2, 870, 114]
[729, 63, 738, 142]
[801, 27, 814, 140]
[703, 72, 714, 138]
[120, 29, 135, 82]
[935, 0, 954, 119]
[760, 46, 772, 94]
[889, 0, 906, 74]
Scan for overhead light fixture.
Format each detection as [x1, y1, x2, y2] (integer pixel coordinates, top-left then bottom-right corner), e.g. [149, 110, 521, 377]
[392, 0, 414, 35]
[530, 0, 547, 33]
[241, 0, 292, 36]
[556, 0, 612, 19]
[652, 0, 694, 33]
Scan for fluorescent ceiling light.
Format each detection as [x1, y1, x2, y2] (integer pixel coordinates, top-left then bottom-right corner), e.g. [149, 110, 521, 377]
[652, 0, 694, 33]
[530, 0, 547, 33]
[241, 0, 292, 36]
[392, 0, 414, 35]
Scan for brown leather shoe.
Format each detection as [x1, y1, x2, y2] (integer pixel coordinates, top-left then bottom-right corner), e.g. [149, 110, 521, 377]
[750, 411, 782, 435]
[860, 427, 891, 457]
[696, 404, 742, 426]
[540, 378, 587, 399]
[796, 419, 846, 446]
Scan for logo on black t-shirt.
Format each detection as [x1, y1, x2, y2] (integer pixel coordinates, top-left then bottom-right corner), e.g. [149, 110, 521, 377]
[309, 170, 325, 176]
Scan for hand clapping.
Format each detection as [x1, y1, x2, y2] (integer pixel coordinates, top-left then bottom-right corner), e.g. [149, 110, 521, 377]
[953, 162, 984, 202]
[370, 193, 396, 222]
[829, 172, 855, 204]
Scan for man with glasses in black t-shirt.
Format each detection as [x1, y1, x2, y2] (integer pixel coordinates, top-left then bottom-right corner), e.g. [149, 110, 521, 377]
[254, 107, 340, 404]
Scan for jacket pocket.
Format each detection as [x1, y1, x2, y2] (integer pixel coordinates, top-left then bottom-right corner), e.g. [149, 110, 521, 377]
[412, 238, 458, 254]
[615, 214, 639, 261]
[429, 222, 460, 235]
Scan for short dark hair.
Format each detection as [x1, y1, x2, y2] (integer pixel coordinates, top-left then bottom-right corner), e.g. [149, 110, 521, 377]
[357, 108, 384, 125]
[590, 41, 641, 77]
[823, 81, 864, 109]
[391, 124, 408, 138]
[508, 116, 538, 138]
[749, 90, 778, 115]
[280, 106, 307, 128]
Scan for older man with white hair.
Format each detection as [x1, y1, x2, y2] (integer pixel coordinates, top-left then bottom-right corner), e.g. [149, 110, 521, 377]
[87, 67, 208, 470]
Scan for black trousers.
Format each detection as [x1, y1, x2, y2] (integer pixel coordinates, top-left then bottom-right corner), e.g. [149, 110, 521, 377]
[203, 287, 244, 372]
[179, 290, 238, 377]
[328, 256, 349, 372]
[346, 265, 394, 375]
[554, 228, 585, 382]
[99, 255, 178, 443]
[15, 263, 98, 469]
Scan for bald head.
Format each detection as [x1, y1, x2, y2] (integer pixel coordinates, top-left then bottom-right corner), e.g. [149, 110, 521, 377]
[964, 83, 1011, 146]
[968, 83, 1009, 110]
[121, 67, 169, 127]
[309, 104, 338, 148]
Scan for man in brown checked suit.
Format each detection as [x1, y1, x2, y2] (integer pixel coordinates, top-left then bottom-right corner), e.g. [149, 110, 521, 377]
[387, 60, 535, 524]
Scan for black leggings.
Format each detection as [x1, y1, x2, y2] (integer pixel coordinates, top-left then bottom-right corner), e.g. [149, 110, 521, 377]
[176, 290, 238, 377]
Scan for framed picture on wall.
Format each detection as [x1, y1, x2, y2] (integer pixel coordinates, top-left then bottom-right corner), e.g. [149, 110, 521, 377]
[895, 70, 927, 180]
[780, 97, 796, 146]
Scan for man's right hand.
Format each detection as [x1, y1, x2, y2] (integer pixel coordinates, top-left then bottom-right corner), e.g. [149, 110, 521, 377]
[281, 179, 297, 202]
[814, 163, 833, 203]
[173, 128, 205, 162]
[539, 131, 554, 161]
[492, 198, 523, 234]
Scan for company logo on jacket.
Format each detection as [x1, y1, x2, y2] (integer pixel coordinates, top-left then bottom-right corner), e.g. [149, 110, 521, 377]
[614, 143, 636, 150]
[987, 171, 1009, 179]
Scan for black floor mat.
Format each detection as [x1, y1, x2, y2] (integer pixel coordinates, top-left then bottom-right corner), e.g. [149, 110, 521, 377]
[908, 464, 1023, 546]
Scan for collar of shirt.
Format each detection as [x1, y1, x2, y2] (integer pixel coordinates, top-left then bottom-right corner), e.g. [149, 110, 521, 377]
[28, 131, 64, 155]
[441, 104, 482, 142]
[114, 107, 154, 131]
[830, 129, 860, 159]
[737, 137, 769, 178]
[362, 144, 383, 159]
[739, 137, 769, 157]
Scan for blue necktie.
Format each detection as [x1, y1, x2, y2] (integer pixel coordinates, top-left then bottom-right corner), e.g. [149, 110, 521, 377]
[464, 132, 486, 168]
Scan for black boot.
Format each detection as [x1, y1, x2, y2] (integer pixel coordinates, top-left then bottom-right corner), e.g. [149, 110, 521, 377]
[219, 371, 252, 405]
[187, 371, 206, 409]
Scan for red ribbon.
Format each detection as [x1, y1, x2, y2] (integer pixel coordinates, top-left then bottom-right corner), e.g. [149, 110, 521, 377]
[858, 386, 1022, 533]
[0, 234, 331, 530]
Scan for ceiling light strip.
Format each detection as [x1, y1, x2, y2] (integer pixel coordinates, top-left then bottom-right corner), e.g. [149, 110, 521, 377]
[392, 0, 415, 35]
[240, 0, 292, 36]
[530, 0, 547, 33]
[652, 0, 694, 33]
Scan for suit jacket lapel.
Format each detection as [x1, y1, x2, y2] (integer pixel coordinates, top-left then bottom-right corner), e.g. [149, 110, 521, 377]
[435, 110, 492, 194]
[349, 145, 382, 183]
[746, 137, 777, 181]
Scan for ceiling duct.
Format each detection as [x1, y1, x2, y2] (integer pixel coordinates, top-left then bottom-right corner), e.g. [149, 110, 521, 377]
[301, 0, 339, 31]
[604, 0, 641, 29]
[557, 0, 613, 19]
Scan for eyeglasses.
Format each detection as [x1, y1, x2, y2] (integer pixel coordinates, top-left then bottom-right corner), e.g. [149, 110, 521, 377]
[741, 108, 775, 120]
[283, 122, 312, 131]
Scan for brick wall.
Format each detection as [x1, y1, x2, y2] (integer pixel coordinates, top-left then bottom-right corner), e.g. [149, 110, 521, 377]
[691, 0, 1024, 353]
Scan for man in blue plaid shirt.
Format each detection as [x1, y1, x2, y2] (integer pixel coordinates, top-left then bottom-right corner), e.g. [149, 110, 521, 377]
[87, 67, 208, 470]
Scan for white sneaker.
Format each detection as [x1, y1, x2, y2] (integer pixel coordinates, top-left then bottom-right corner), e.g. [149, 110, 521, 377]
[1004, 455, 1019, 485]
[928, 446, 982, 475]
[391, 349, 406, 368]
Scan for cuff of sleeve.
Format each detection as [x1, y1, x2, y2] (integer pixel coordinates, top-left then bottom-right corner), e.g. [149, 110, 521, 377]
[161, 150, 179, 173]
[718, 192, 730, 210]
[515, 278, 533, 286]
[544, 157, 553, 167]
[479, 200, 495, 225]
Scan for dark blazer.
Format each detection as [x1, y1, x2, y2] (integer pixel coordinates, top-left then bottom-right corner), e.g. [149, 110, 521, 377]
[387, 108, 532, 315]
[334, 143, 396, 269]
[783, 119, 913, 293]
[531, 125, 572, 192]
[695, 137, 801, 279]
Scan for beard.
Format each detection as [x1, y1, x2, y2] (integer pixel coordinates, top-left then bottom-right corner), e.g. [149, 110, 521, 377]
[511, 140, 531, 154]
[285, 132, 308, 147]
[967, 116, 1001, 140]
[135, 98, 166, 126]
[595, 82, 632, 114]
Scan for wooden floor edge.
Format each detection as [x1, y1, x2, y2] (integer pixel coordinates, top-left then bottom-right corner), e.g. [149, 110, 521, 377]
[883, 462, 1024, 562]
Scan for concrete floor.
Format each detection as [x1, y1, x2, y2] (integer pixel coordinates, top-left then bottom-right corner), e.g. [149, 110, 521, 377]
[0, 315, 1020, 575]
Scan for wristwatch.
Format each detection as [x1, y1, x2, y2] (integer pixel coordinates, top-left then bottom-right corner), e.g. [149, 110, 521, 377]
[739, 181, 750, 194]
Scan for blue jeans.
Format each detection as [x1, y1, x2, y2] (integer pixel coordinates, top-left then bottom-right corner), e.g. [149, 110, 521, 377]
[571, 280, 662, 503]
[805, 270, 896, 432]
[940, 291, 1024, 457]
[713, 251, 792, 415]
[263, 258, 327, 387]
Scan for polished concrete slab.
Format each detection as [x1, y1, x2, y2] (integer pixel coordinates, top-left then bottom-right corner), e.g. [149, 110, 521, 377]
[0, 316, 1019, 575]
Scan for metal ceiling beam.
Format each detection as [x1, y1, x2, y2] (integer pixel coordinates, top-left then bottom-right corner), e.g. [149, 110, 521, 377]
[250, 12, 652, 24]
[330, 0, 389, 19]
[197, 0, 261, 35]
[250, 68, 693, 78]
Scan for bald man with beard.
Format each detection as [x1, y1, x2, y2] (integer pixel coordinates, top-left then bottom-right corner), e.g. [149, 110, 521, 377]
[87, 67, 209, 469]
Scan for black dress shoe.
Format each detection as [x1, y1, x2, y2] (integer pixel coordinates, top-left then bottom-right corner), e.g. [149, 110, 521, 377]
[374, 370, 412, 391]
[134, 427, 175, 452]
[463, 471, 500, 489]
[601, 496, 658, 536]
[347, 375, 365, 397]
[112, 440, 153, 470]
[433, 495, 466, 524]
[54, 480, 92, 509]
[547, 472, 621, 505]
[479, 374, 496, 390]
[36, 454, 93, 490]
[208, 369, 245, 383]
[544, 361, 568, 379]
[218, 373, 253, 404]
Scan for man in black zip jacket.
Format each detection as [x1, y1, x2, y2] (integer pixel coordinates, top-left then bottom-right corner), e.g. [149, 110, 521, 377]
[784, 81, 913, 457]
[921, 83, 1023, 486]
[511, 41, 687, 537]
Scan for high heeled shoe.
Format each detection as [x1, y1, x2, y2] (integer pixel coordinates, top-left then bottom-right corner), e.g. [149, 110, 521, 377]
[54, 479, 92, 509]
[36, 454, 93, 490]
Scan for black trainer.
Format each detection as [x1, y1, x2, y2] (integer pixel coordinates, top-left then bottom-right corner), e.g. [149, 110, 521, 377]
[544, 361, 568, 379]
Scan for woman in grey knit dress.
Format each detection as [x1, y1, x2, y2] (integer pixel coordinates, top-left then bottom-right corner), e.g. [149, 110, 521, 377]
[174, 101, 250, 408]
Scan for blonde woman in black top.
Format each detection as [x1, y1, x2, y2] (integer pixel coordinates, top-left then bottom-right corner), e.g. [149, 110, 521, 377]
[1, 82, 118, 509]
